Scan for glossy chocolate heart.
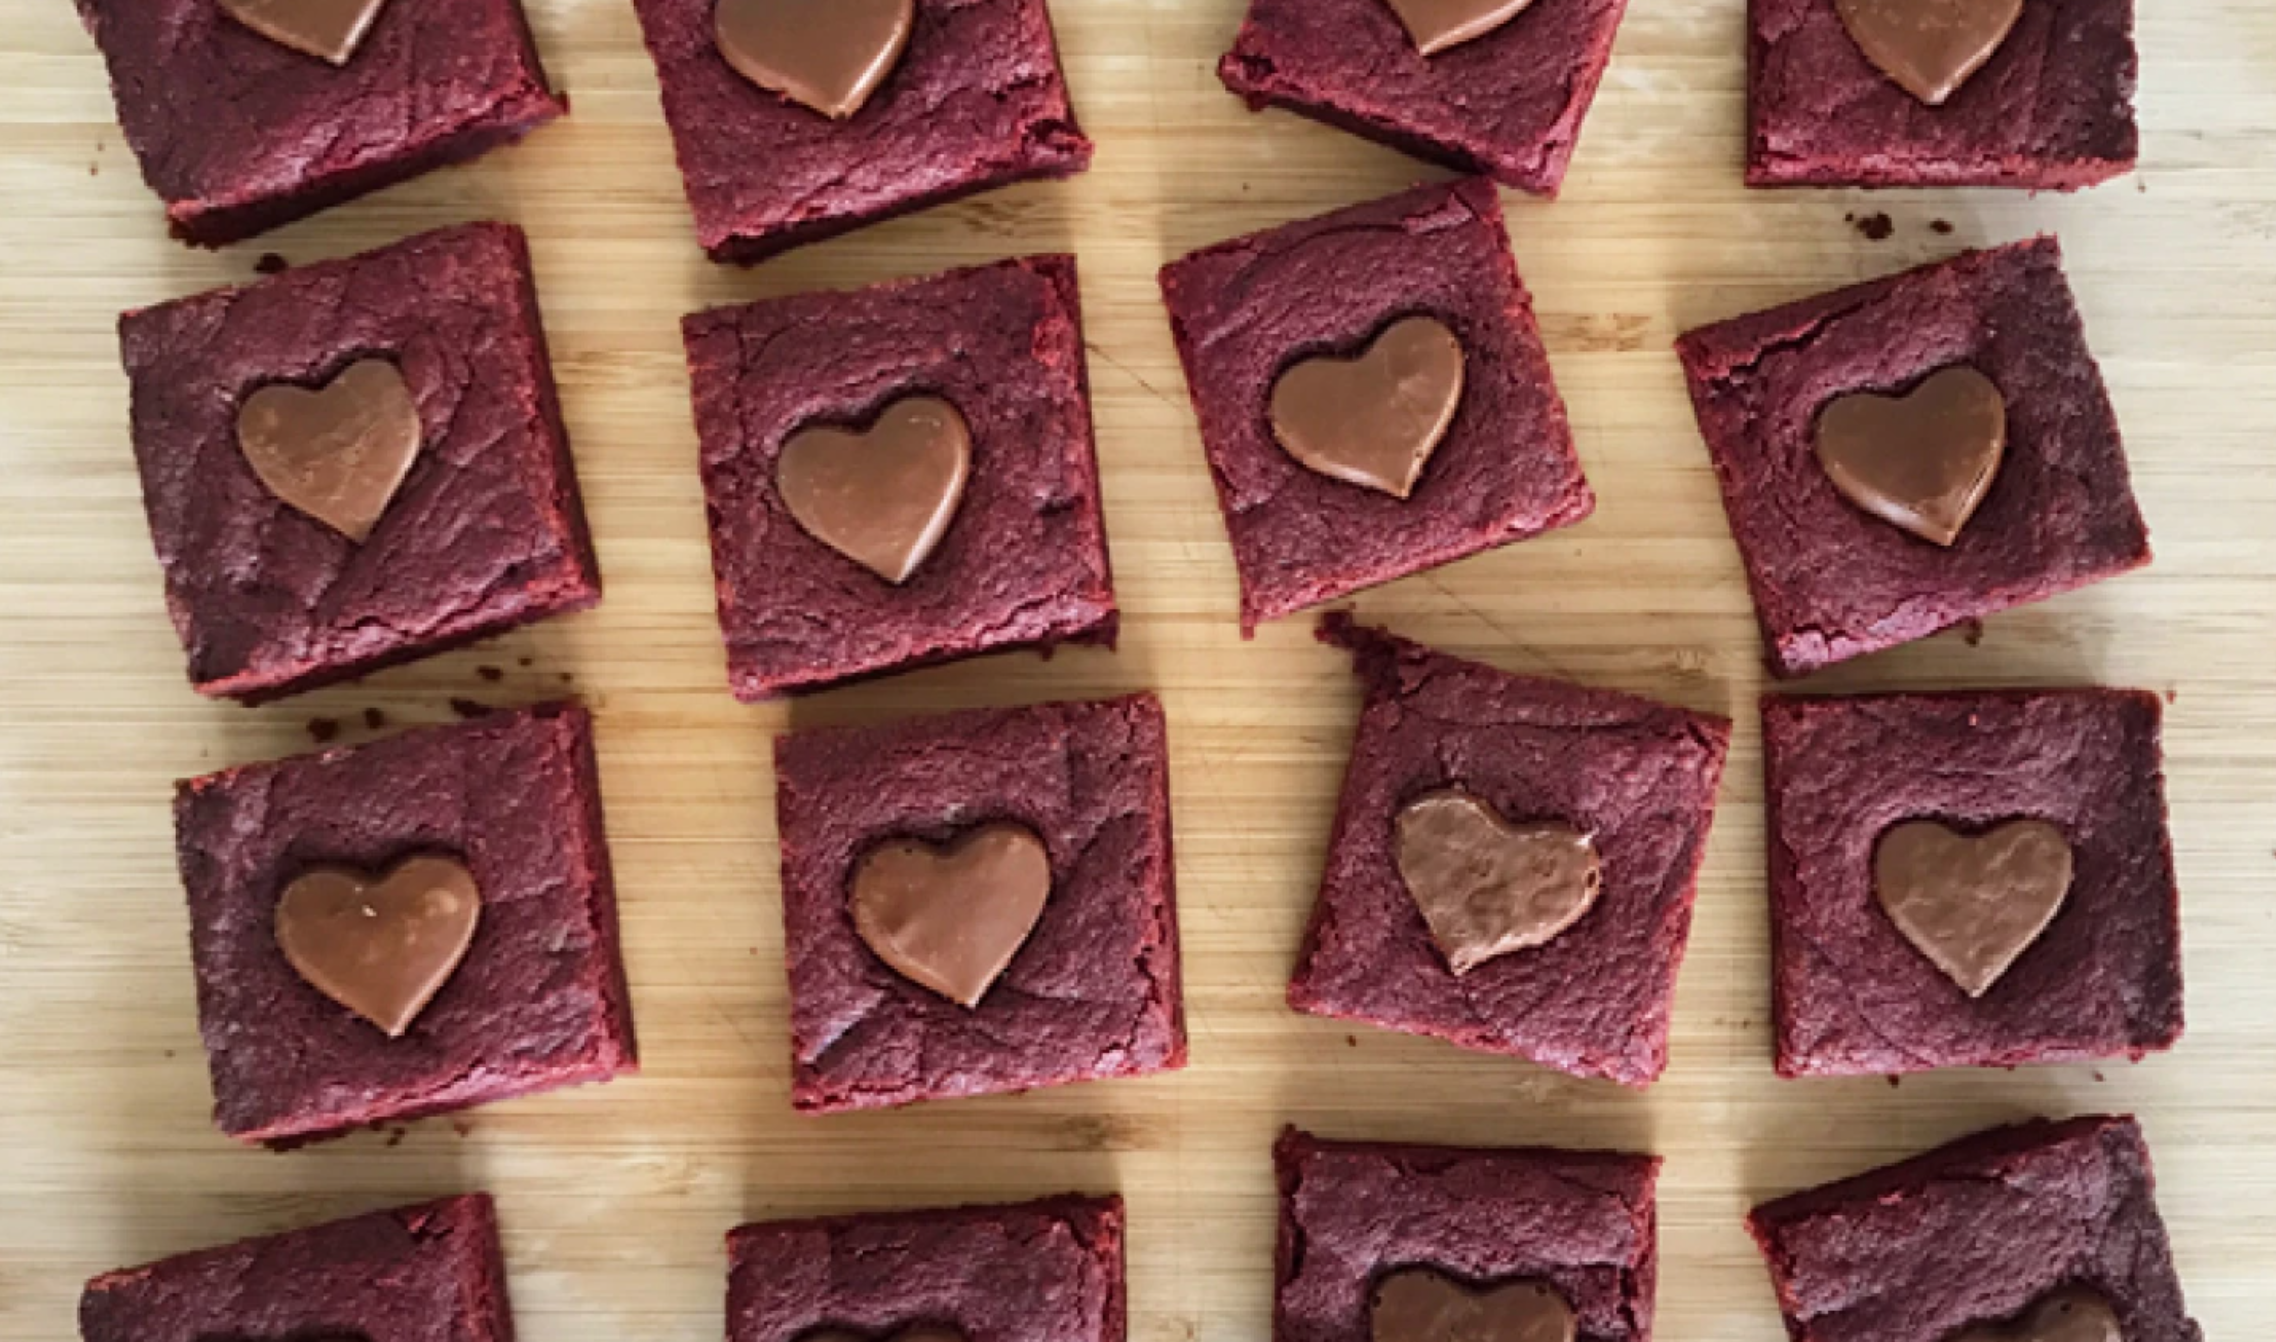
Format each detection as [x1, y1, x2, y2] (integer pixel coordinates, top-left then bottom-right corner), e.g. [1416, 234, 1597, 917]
[1270, 316, 1465, 499]
[778, 396, 971, 584]
[1949, 1289, 2122, 1342]
[715, 0, 915, 119]
[1395, 790, 1601, 976]
[1876, 819, 2074, 997]
[1370, 1269, 1576, 1342]
[274, 856, 482, 1037]
[1384, 0, 1536, 55]
[1834, 0, 2025, 106]
[220, 0, 393, 65]
[237, 358, 421, 543]
[1816, 365, 2007, 547]
[850, 823, 1050, 1008]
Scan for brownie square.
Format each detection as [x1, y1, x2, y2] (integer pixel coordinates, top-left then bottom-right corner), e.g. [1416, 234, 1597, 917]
[1274, 1128, 1659, 1342]
[1675, 238, 2150, 678]
[1289, 617, 1730, 1085]
[1219, 0, 1629, 196]
[75, 0, 565, 247]
[1763, 689, 2182, 1077]
[727, 1196, 1125, 1342]
[1748, 0, 2138, 189]
[174, 703, 637, 1145]
[1159, 179, 1593, 634]
[1748, 1116, 2200, 1342]
[774, 693, 1184, 1111]
[80, 1194, 512, 1342]
[630, 0, 1093, 262]
[119, 222, 602, 703]
[685, 255, 1117, 700]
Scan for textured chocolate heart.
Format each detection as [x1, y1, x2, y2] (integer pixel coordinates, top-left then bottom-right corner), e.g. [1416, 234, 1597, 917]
[237, 359, 421, 543]
[1384, 0, 1536, 55]
[778, 396, 971, 584]
[1371, 1269, 1576, 1342]
[274, 856, 482, 1037]
[1876, 819, 2074, 997]
[1270, 316, 1465, 499]
[220, 0, 393, 65]
[1394, 791, 1601, 976]
[1816, 365, 2007, 547]
[715, 0, 915, 119]
[1950, 1289, 2121, 1342]
[1834, 0, 2024, 106]
[850, 823, 1050, 1008]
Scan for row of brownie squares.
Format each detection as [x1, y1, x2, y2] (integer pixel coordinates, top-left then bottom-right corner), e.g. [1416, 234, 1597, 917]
[79, 1118, 2201, 1342]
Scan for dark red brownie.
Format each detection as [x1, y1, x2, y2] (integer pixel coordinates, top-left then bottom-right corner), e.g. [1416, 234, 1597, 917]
[75, 0, 565, 247]
[1748, 1117, 2199, 1342]
[630, 0, 1092, 263]
[1764, 690, 2183, 1077]
[80, 1194, 512, 1342]
[1290, 617, 1729, 1085]
[119, 222, 602, 703]
[773, 694, 1183, 1111]
[1159, 179, 1593, 634]
[1749, 0, 2138, 189]
[728, 1195, 1125, 1342]
[685, 255, 1116, 700]
[1275, 1128, 1659, 1342]
[1219, 0, 1629, 195]
[174, 703, 637, 1145]
[1676, 239, 2150, 678]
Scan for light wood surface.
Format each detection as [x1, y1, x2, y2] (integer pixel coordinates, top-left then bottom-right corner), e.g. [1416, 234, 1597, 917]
[4, 2, 2274, 1339]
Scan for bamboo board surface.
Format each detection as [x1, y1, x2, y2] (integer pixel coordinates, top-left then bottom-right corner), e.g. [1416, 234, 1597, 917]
[4, 1, 2275, 1338]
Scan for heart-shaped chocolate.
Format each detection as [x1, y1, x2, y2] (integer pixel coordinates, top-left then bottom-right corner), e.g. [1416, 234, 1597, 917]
[1395, 791, 1601, 976]
[715, 0, 915, 119]
[237, 358, 421, 543]
[220, 0, 393, 65]
[1384, 0, 1536, 55]
[1950, 1289, 2122, 1342]
[1834, 0, 2025, 106]
[1270, 316, 1465, 499]
[1371, 1269, 1576, 1342]
[1816, 365, 2007, 547]
[274, 856, 482, 1037]
[850, 823, 1050, 1008]
[778, 396, 971, 584]
[1875, 819, 2073, 997]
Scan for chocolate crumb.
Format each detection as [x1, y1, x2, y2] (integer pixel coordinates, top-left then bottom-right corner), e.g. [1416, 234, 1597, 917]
[517, 656, 534, 668]
[362, 707, 388, 729]
[1958, 619, 1985, 646]
[2164, 688, 2178, 704]
[477, 665, 504, 682]
[451, 1119, 476, 1138]
[557, 671, 575, 684]
[1345, 1034, 1358, 1048]
[1930, 219, 1954, 235]
[254, 252, 290, 276]
[385, 1127, 408, 1147]
[449, 698, 493, 720]
[2093, 1070, 2108, 1082]
[1886, 1075, 1902, 1088]
[1850, 211, 1895, 241]
[306, 717, 340, 743]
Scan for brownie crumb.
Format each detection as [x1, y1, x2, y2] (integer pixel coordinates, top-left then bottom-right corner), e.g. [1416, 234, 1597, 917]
[1345, 1035, 1359, 1048]
[557, 672, 575, 684]
[384, 1127, 408, 1147]
[1887, 1075, 1902, 1088]
[1930, 219, 1955, 235]
[477, 665, 505, 682]
[451, 1119, 476, 1138]
[306, 717, 340, 743]
[1848, 211, 1895, 241]
[1958, 619, 1985, 646]
[449, 698, 493, 720]
[362, 708, 388, 729]
[517, 656, 534, 667]
[254, 252, 291, 275]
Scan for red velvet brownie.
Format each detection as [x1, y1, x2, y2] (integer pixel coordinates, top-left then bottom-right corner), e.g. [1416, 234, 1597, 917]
[173, 703, 636, 1145]
[1748, 1117, 2200, 1342]
[118, 223, 602, 703]
[1159, 179, 1593, 634]
[80, 1194, 512, 1342]
[1676, 239, 2150, 678]
[685, 256, 1116, 700]
[1764, 690, 2182, 1078]
[1219, 0, 1629, 195]
[728, 1196, 1126, 1342]
[630, 0, 1093, 262]
[1290, 617, 1729, 1085]
[1275, 1128, 1659, 1342]
[75, 0, 565, 247]
[1749, 0, 2138, 189]
[774, 694, 1183, 1111]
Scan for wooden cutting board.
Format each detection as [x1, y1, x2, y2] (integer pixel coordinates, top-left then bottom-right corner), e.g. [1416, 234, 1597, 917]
[3, 1, 2273, 1338]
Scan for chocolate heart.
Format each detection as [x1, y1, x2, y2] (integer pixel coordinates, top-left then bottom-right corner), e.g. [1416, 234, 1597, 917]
[778, 396, 971, 584]
[220, 0, 393, 65]
[1371, 1269, 1576, 1342]
[1950, 1289, 2122, 1342]
[1816, 365, 2007, 547]
[1384, 0, 1536, 55]
[274, 856, 482, 1037]
[1876, 819, 2073, 997]
[1270, 316, 1465, 499]
[1395, 791, 1601, 976]
[237, 359, 421, 543]
[850, 823, 1050, 1008]
[715, 0, 915, 119]
[1834, 0, 2024, 106]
